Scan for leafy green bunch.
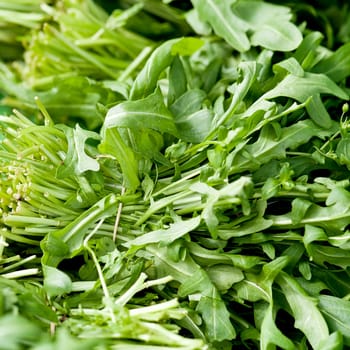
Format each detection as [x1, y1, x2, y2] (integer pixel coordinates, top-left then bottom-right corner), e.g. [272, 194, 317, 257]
[0, 107, 207, 349]
[1, 0, 350, 349]
[0, 0, 50, 61]
[0, 0, 191, 128]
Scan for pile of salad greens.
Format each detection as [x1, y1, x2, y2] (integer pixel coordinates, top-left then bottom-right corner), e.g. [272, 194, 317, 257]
[1, 0, 350, 349]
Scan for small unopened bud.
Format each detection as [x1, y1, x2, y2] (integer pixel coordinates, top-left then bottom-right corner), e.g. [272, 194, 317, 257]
[342, 103, 349, 114]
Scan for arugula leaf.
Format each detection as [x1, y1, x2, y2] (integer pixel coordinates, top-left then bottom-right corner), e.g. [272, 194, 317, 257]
[2, 1, 350, 349]
[259, 303, 295, 350]
[319, 295, 350, 346]
[263, 71, 349, 102]
[127, 216, 201, 247]
[41, 194, 118, 267]
[130, 37, 203, 100]
[179, 269, 236, 341]
[276, 272, 330, 349]
[233, 1, 303, 51]
[103, 88, 178, 137]
[270, 187, 350, 232]
[99, 128, 140, 191]
[191, 0, 302, 52]
[196, 287, 236, 342]
[313, 42, 350, 82]
[191, 0, 249, 52]
[42, 264, 72, 297]
[57, 124, 100, 177]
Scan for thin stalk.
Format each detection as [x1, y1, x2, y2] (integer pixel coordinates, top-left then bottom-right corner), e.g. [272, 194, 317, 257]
[84, 218, 116, 323]
[113, 186, 125, 242]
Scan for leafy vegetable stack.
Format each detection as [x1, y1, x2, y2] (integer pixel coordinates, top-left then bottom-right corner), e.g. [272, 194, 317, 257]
[1, 0, 350, 349]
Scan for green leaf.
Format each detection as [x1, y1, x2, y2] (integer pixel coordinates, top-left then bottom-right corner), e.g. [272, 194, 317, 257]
[179, 269, 236, 341]
[306, 93, 333, 129]
[191, 0, 250, 52]
[130, 37, 203, 100]
[232, 120, 335, 172]
[175, 108, 214, 144]
[0, 314, 41, 350]
[191, 0, 301, 52]
[170, 89, 207, 119]
[271, 187, 350, 232]
[103, 88, 178, 137]
[291, 198, 313, 224]
[197, 287, 236, 342]
[319, 295, 350, 346]
[263, 72, 349, 102]
[126, 216, 201, 247]
[307, 244, 350, 269]
[170, 89, 211, 143]
[213, 61, 258, 130]
[303, 225, 327, 253]
[168, 56, 187, 106]
[41, 194, 118, 267]
[336, 136, 350, 169]
[146, 245, 199, 284]
[42, 264, 72, 297]
[277, 272, 329, 349]
[260, 303, 295, 350]
[218, 217, 273, 240]
[56, 124, 100, 177]
[233, 1, 302, 51]
[235, 257, 289, 303]
[206, 264, 244, 292]
[293, 31, 324, 68]
[317, 332, 344, 350]
[313, 42, 350, 82]
[99, 128, 140, 191]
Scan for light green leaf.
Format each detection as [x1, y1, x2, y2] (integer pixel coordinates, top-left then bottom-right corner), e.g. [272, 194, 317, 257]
[218, 217, 273, 240]
[235, 257, 289, 303]
[232, 120, 336, 173]
[56, 124, 100, 178]
[170, 89, 207, 119]
[303, 225, 328, 252]
[305, 93, 333, 129]
[206, 264, 244, 291]
[260, 303, 295, 350]
[197, 287, 236, 341]
[42, 264, 72, 297]
[130, 37, 203, 99]
[263, 72, 349, 102]
[102, 88, 178, 137]
[175, 108, 214, 143]
[191, 0, 250, 52]
[41, 194, 118, 267]
[319, 295, 350, 346]
[277, 272, 329, 349]
[127, 216, 201, 247]
[250, 21, 302, 51]
[271, 187, 350, 232]
[313, 42, 350, 82]
[99, 128, 140, 191]
[168, 56, 187, 106]
[233, 1, 302, 51]
[307, 244, 350, 269]
[293, 31, 324, 68]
